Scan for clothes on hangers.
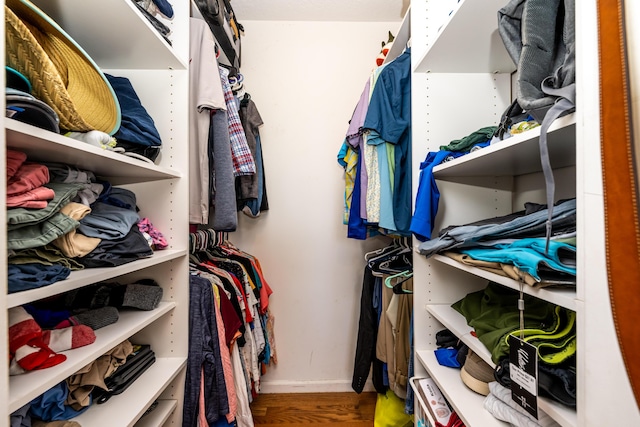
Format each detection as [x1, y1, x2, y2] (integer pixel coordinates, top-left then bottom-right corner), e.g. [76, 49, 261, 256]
[185, 232, 277, 425]
[189, 20, 269, 226]
[352, 238, 413, 401]
[236, 95, 263, 200]
[209, 107, 238, 231]
[189, 18, 227, 224]
[338, 49, 412, 239]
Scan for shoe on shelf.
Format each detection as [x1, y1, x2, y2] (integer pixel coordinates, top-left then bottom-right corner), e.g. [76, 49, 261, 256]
[460, 350, 494, 396]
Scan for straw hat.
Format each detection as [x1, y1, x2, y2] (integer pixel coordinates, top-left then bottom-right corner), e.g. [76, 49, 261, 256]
[5, 0, 121, 135]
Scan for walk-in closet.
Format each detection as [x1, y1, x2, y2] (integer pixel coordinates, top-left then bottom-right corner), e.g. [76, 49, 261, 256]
[3, 0, 640, 426]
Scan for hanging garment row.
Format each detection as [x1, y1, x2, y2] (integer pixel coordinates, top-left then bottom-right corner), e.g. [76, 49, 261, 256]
[338, 46, 412, 239]
[184, 231, 277, 427]
[352, 238, 414, 413]
[190, 17, 268, 230]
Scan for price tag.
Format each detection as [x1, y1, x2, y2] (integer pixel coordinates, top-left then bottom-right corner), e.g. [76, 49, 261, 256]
[509, 335, 538, 419]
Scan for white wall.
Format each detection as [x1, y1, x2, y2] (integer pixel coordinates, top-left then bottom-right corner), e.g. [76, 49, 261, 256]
[230, 20, 399, 393]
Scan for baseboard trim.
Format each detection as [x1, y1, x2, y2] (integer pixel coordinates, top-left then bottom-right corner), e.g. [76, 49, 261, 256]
[259, 379, 376, 394]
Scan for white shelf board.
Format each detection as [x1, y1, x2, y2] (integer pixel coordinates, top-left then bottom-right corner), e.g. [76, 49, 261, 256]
[432, 254, 577, 310]
[73, 359, 185, 427]
[135, 399, 178, 427]
[29, 0, 187, 70]
[433, 114, 576, 179]
[9, 302, 176, 413]
[6, 120, 181, 185]
[416, 350, 509, 427]
[7, 249, 187, 308]
[427, 303, 474, 338]
[383, 6, 411, 65]
[425, 304, 577, 427]
[427, 303, 502, 368]
[538, 396, 577, 427]
[413, 0, 515, 74]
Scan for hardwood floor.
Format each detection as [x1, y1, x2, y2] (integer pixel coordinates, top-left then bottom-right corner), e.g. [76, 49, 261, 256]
[250, 392, 378, 426]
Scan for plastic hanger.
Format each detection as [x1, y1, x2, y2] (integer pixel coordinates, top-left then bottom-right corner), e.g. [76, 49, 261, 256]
[364, 243, 398, 261]
[366, 237, 413, 279]
[377, 251, 412, 272]
[369, 249, 405, 275]
[384, 270, 413, 291]
[392, 281, 412, 295]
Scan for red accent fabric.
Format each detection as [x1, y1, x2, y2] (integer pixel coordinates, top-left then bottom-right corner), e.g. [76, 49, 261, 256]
[7, 163, 50, 196]
[252, 258, 273, 315]
[6, 149, 27, 179]
[41, 325, 96, 352]
[9, 317, 42, 352]
[218, 286, 243, 346]
[9, 308, 67, 372]
[6, 185, 55, 208]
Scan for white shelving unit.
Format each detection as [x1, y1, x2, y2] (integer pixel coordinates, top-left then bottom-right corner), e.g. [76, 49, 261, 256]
[410, 0, 640, 426]
[135, 400, 178, 427]
[383, 6, 411, 66]
[2, 0, 190, 425]
[0, 5, 7, 420]
[7, 250, 187, 309]
[431, 254, 577, 311]
[425, 304, 577, 427]
[5, 120, 183, 185]
[416, 350, 507, 427]
[9, 302, 177, 413]
[72, 358, 186, 427]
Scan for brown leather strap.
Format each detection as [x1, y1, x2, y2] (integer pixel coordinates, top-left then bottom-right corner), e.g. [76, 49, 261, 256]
[598, 0, 640, 408]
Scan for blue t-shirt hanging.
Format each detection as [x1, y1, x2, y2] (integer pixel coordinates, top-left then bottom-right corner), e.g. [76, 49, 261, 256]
[363, 50, 412, 235]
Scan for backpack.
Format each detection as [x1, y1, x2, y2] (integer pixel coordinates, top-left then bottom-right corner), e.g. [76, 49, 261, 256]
[194, 0, 242, 70]
[496, 0, 576, 252]
[497, 0, 575, 123]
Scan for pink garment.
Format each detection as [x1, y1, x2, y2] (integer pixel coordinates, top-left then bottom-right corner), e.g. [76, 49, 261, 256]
[6, 186, 55, 208]
[214, 286, 237, 423]
[6, 150, 27, 179]
[7, 163, 50, 196]
[199, 368, 209, 427]
[137, 217, 168, 249]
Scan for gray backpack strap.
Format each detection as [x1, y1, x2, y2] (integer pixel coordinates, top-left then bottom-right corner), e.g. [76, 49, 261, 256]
[538, 80, 576, 252]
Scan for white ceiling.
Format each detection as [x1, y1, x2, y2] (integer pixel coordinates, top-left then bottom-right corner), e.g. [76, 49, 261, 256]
[229, 0, 408, 22]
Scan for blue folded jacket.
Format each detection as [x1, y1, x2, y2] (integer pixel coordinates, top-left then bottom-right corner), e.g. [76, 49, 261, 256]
[105, 74, 161, 147]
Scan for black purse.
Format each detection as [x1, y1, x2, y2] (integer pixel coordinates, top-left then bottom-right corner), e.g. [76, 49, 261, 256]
[94, 344, 156, 404]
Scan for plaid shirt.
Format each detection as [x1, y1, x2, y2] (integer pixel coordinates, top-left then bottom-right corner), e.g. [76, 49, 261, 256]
[219, 68, 255, 176]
